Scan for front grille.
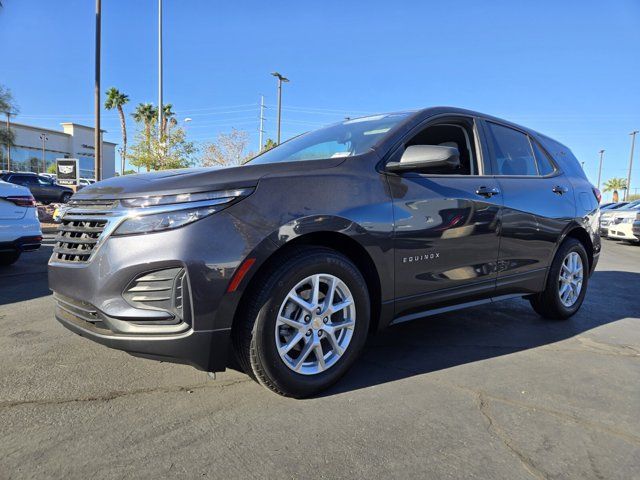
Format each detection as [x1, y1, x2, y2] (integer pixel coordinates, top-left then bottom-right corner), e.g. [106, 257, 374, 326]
[53, 215, 108, 263]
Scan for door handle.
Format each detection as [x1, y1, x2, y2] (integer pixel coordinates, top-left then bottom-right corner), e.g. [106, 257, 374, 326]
[552, 185, 568, 195]
[476, 186, 500, 198]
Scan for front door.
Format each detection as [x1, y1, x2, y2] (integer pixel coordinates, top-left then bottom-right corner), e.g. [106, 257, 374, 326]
[387, 117, 502, 319]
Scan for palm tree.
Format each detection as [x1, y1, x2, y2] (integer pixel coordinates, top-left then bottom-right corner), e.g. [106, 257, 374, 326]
[104, 87, 129, 175]
[161, 103, 175, 137]
[132, 103, 158, 172]
[602, 177, 627, 203]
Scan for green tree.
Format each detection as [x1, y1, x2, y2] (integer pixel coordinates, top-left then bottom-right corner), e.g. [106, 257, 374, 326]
[161, 103, 175, 137]
[0, 85, 19, 170]
[602, 177, 627, 203]
[132, 103, 158, 169]
[262, 138, 277, 152]
[128, 123, 196, 172]
[201, 129, 255, 167]
[104, 87, 130, 175]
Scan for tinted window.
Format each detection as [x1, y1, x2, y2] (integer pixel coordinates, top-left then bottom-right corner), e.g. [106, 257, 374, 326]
[530, 140, 555, 176]
[11, 175, 37, 185]
[486, 122, 538, 176]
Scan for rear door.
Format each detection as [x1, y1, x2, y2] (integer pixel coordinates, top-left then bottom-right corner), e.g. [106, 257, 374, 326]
[482, 120, 575, 293]
[388, 116, 503, 319]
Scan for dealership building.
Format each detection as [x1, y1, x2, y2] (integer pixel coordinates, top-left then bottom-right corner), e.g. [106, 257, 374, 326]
[1, 122, 117, 180]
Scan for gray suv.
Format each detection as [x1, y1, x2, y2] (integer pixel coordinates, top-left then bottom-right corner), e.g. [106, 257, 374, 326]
[49, 107, 600, 397]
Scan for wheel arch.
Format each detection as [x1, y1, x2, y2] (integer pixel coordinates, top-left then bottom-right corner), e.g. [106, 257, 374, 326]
[230, 230, 384, 335]
[548, 224, 595, 277]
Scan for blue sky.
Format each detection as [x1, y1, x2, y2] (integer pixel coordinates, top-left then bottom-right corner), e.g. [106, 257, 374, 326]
[1, 0, 639, 198]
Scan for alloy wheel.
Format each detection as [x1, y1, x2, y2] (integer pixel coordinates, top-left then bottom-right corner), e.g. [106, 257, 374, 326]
[558, 252, 583, 307]
[275, 273, 356, 375]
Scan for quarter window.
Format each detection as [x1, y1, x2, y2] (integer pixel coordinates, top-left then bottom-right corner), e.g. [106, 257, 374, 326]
[486, 122, 538, 176]
[530, 140, 555, 176]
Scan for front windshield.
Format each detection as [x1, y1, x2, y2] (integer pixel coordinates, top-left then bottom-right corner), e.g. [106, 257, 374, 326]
[249, 113, 411, 165]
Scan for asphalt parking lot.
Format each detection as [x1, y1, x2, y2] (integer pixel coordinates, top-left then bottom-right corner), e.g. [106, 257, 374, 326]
[0, 237, 639, 479]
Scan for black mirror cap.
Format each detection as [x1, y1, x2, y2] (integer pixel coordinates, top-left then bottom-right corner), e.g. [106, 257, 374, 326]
[387, 145, 460, 172]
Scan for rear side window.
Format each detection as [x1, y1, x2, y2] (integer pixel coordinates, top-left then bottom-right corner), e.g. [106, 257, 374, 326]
[485, 122, 538, 176]
[530, 140, 555, 176]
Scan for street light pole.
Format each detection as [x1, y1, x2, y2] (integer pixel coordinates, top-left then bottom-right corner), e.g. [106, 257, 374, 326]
[625, 130, 638, 201]
[597, 149, 605, 191]
[94, 0, 101, 181]
[158, 0, 163, 142]
[271, 72, 289, 144]
[39, 133, 48, 174]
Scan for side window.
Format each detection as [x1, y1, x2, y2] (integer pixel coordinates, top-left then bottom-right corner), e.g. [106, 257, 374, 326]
[21, 176, 38, 185]
[486, 122, 538, 176]
[404, 122, 478, 175]
[530, 140, 555, 176]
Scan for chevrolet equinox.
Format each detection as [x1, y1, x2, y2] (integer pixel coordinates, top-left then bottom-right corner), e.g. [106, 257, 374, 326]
[49, 107, 601, 397]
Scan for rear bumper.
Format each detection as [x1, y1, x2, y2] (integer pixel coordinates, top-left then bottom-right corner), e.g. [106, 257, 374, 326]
[0, 235, 42, 254]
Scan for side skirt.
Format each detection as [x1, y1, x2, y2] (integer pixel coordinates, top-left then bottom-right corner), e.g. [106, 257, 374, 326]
[389, 293, 524, 326]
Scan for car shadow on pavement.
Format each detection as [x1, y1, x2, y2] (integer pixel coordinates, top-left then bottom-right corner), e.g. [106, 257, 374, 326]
[317, 270, 640, 397]
[0, 247, 53, 306]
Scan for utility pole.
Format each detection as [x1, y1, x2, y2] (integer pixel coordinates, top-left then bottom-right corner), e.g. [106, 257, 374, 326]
[271, 72, 289, 144]
[158, 0, 163, 142]
[94, 0, 101, 181]
[5, 112, 11, 170]
[626, 130, 638, 201]
[39, 133, 48, 174]
[597, 149, 605, 191]
[258, 95, 266, 152]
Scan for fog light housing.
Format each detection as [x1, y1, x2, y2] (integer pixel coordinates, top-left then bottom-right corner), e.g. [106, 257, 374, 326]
[123, 268, 192, 325]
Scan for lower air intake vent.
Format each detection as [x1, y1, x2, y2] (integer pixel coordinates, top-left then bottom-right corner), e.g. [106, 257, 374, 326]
[123, 268, 191, 324]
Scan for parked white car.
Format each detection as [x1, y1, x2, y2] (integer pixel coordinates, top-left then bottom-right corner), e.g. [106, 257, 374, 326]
[600, 200, 640, 237]
[607, 204, 640, 243]
[0, 180, 42, 265]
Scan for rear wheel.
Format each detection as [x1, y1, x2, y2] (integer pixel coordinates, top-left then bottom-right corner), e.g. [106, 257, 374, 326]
[529, 238, 589, 319]
[233, 247, 369, 398]
[0, 251, 21, 266]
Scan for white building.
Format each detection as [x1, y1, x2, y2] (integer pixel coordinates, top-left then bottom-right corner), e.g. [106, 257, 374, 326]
[1, 122, 117, 180]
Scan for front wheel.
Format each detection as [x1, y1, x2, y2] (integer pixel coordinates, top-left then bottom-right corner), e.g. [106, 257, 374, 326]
[233, 247, 370, 398]
[529, 238, 589, 320]
[60, 192, 72, 204]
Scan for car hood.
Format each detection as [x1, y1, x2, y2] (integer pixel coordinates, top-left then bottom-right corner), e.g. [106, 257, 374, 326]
[72, 158, 345, 200]
[73, 164, 275, 200]
[610, 210, 639, 218]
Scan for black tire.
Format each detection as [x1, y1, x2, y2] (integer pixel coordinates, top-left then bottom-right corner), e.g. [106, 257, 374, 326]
[60, 192, 72, 204]
[529, 238, 589, 320]
[233, 247, 370, 398]
[0, 251, 21, 266]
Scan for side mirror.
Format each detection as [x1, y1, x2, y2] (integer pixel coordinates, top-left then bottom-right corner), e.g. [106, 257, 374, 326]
[386, 145, 460, 172]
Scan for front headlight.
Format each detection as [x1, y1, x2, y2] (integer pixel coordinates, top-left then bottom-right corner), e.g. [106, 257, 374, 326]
[114, 206, 220, 235]
[114, 188, 253, 236]
[622, 217, 634, 224]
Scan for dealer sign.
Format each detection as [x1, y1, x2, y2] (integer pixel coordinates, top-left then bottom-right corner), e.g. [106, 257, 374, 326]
[56, 159, 79, 186]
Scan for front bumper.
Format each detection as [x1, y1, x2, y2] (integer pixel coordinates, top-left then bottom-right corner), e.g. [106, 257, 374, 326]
[607, 224, 638, 242]
[49, 210, 267, 372]
[55, 295, 228, 369]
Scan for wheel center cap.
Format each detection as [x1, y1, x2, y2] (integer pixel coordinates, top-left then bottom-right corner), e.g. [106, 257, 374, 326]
[312, 317, 323, 330]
